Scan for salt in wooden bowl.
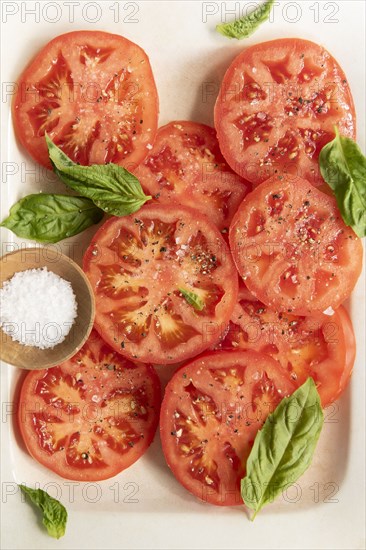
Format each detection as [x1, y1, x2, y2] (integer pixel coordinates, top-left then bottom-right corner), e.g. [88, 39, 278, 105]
[0, 247, 95, 370]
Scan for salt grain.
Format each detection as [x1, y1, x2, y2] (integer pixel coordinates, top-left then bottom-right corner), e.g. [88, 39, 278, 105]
[0, 267, 77, 349]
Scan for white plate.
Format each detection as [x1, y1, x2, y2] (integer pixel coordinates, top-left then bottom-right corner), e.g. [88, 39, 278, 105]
[1, 2, 365, 549]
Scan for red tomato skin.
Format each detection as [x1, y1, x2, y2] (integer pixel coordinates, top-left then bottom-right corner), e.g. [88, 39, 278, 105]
[229, 175, 363, 315]
[133, 120, 250, 233]
[214, 282, 357, 407]
[83, 203, 239, 365]
[335, 305, 356, 396]
[12, 30, 159, 169]
[17, 331, 161, 481]
[160, 350, 296, 506]
[215, 38, 356, 187]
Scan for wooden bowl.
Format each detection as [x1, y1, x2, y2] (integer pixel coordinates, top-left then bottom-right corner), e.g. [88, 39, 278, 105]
[0, 247, 95, 370]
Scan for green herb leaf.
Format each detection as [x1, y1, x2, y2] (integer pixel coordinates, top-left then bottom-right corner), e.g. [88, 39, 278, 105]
[46, 135, 151, 217]
[241, 378, 323, 519]
[1, 194, 103, 243]
[19, 485, 67, 539]
[178, 288, 205, 311]
[319, 127, 366, 238]
[216, 0, 274, 39]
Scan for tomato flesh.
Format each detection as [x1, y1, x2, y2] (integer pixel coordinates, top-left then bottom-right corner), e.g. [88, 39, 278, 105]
[160, 350, 296, 506]
[83, 204, 238, 364]
[215, 38, 356, 186]
[13, 31, 158, 169]
[134, 121, 250, 233]
[229, 175, 363, 314]
[215, 284, 356, 406]
[18, 330, 160, 481]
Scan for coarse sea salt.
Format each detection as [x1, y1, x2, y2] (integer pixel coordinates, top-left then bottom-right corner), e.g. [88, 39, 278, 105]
[0, 267, 77, 349]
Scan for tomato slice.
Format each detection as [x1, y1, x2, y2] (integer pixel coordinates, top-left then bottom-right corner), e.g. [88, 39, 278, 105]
[13, 31, 158, 169]
[133, 121, 250, 233]
[215, 38, 356, 186]
[18, 330, 160, 481]
[160, 350, 296, 506]
[83, 204, 238, 364]
[215, 284, 355, 406]
[229, 175, 363, 315]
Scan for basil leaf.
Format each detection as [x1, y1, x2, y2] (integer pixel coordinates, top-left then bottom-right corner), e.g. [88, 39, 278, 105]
[319, 127, 366, 238]
[179, 288, 204, 311]
[1, 194, 103, 243]
[216, 0, 274, 39]
[46, 135, 151, 217]
[241, 378, 323, 519]
[19, 485, 67, 539]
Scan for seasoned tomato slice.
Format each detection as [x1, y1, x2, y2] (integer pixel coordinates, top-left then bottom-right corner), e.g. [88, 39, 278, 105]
[83, 204, 238, 364]
[215, 284, 355, 406]
[134, 121, 250, 233]
[160, 350, 295, 506]
[229, 175, 363, 315]
[215, 38, 356, 186]
[13, 31, 158, 169]
[18, 330, 160, 481]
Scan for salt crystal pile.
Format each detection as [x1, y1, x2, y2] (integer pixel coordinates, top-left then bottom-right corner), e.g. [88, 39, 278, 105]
[0, 267, 77, 349]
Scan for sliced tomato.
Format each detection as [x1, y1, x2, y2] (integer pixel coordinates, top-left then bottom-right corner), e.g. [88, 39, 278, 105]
[160, 350, 296, 506]
[215, 284, 356, 406]
[133, 121, 250, 233]
[215, 38, 356, 186]
[83, 204, 238, 364]
[18, 330, 160, 481]
[13, 30, 158, 169]
[229, 175, 363, 315]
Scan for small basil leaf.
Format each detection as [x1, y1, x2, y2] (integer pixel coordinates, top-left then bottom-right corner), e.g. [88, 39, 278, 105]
[241, 378, 323, 519]
[1, 194, 103, 243]
[46, 135, 151, 217]
[319, 127, 366, 238]
[179, 288, 205, 311]
[19, 485, 67, 539]
[216, 0, 274, 39]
